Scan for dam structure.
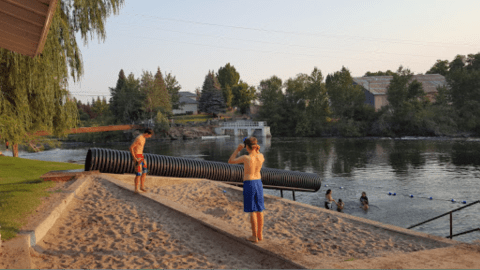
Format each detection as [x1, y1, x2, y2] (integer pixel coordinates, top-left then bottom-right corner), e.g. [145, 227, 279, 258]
[215, 121, 271, 137]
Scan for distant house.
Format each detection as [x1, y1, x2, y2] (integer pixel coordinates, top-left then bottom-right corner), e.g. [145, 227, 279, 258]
[352, 74, 447, 111]
[172, 91, 198, 115]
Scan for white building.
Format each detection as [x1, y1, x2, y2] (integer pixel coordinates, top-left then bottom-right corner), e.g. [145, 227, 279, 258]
[172, 91, 198, 115]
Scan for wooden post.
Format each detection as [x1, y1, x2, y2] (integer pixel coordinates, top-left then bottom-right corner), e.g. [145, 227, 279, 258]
[13, 143, 19, 157]
[293, 190, 296, 201]
[280, 190, 283, 198]
[450, 212, 453, 239]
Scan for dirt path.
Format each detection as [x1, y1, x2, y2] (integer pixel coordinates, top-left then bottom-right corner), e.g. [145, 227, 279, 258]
[30, 178, 296, 269]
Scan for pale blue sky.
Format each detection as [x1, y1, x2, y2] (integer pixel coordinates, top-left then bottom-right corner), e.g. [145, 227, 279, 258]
[70, 0, 480, 103]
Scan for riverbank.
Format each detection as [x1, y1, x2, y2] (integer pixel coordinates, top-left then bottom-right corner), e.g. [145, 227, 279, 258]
[166, 125, 217, 140]
[18, 172, 480, 269]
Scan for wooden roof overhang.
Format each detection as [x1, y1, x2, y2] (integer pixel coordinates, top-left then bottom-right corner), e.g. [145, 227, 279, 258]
[0, 0, 58, 57]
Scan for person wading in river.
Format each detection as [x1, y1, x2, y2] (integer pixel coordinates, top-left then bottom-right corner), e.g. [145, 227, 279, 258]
[228, 136, 265, 243]
[129, 128, 153, 193]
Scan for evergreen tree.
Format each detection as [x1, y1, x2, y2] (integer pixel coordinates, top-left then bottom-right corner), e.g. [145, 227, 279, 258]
[217, 63, 240, 108]
[164, 72, 181, 109]
[258, 76, 284, 135]
[140, 68, 172, 122]
[199, 71, 226, 116]
[448, 53, 480, 134]
[386, 67, 430, 135]
[0, 0, 124, 157]
[231, 81, 256, 114]
[109, 71, 143, 124]
[325, 67, 365, 119]
[426, 60, 450, 76]
[363, 70, 396, 77]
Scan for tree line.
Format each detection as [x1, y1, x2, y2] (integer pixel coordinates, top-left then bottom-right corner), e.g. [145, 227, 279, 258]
[257, 53, 480, 137]
[74, 62, 257, 136]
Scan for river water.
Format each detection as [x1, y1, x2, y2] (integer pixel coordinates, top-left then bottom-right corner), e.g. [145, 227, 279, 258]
[3, 137, 479, 243]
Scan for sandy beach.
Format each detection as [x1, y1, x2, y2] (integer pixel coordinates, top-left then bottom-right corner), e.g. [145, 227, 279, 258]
[29, 177, 297, 269]
[20, 174, 480, 268]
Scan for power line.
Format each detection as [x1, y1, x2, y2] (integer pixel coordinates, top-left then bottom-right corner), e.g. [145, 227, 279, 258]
[123, 12, 479, 48]
[123, 34, 428, 65]
[116, 23, 440, 59]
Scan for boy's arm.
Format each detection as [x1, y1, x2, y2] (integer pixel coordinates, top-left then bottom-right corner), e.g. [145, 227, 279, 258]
[228, 144, 246, 164]
[129, 138, 140, 161]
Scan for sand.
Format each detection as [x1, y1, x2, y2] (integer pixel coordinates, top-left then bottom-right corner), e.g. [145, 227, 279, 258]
[108, 174, 480, 269]
[29, 177, 297, 269]
[8, 173, 480, 269]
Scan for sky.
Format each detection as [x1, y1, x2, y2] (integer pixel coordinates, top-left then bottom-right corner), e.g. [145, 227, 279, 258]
[69, 0, 480, 103]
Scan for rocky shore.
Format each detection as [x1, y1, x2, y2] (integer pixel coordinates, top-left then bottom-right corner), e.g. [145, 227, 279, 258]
[166, 125, 217, 140]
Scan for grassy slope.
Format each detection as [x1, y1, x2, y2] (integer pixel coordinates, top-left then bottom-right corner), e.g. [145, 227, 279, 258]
[0, 156, 83, 240]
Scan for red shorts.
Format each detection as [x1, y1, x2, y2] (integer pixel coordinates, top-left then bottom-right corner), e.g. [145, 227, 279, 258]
[135, 154, 147, 176]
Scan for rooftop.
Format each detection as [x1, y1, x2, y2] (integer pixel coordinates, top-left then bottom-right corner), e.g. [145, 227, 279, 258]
[0, 0, 58, 57]
[352, 74, 447, 95]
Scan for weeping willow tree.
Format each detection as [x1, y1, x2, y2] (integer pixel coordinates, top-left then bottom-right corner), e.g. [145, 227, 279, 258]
[0, 0, 124, 157]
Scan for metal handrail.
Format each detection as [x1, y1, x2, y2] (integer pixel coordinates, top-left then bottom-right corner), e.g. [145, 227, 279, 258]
[448, 228, 480, 239]
[407, 200, 480, 239]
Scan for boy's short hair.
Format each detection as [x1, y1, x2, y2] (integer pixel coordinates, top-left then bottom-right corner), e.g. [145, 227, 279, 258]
[144, 128, 153, 135]
[338, 199, 343, 203]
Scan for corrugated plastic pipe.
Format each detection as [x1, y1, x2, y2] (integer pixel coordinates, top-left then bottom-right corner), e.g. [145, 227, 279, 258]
[85, 147, 321, 192]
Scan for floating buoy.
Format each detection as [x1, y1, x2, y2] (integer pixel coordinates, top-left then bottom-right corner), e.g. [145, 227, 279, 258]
[388, 192, 392, 195]
[451, 199, 456, 202]
[462, 200, 467, 204]
[325, 184, 328, 187]
[393, 193, 396, 196]
[410, 194, 414, 198]
[429, 197, 433, 200]
[340, 187, 343, 189]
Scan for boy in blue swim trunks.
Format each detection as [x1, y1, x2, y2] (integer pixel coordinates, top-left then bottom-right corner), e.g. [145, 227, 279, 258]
[129, 128, 153, 193]
[229, 136, 265, 243]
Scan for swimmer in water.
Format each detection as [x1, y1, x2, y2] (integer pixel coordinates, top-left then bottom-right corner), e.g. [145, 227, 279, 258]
[360, 191, 369, 210]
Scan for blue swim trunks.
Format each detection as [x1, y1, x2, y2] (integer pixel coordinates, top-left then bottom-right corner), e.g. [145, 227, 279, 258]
[243, 179, 265, 213]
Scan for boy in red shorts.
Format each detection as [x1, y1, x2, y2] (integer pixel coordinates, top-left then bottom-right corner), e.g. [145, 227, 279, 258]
[129, 128, 154, 193]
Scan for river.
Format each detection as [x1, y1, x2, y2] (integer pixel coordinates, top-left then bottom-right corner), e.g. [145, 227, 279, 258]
[3, 137, 479, 243]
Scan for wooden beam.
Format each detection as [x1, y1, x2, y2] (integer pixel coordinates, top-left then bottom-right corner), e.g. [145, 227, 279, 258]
[35, 0, 57, 56]
[36, 0, 51, 4]
[0, 12, 43, 36]
[0, 23, 40, 44]
[0, 39, 35, 56]
[3, 0, 49, 16]
[0, 28, 38, 50]
[0, 0, 45, 27]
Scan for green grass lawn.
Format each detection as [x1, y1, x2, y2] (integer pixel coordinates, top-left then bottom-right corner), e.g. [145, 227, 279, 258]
[171, 114, 212, 124]
[0, 156, 83, 240]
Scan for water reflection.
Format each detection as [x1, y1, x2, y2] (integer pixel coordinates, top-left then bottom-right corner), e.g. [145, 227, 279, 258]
[332, 139, 376, 176]
[451, 141, 480, 166]
[264, 138, 332, 175]
[387, 140, 427, 174]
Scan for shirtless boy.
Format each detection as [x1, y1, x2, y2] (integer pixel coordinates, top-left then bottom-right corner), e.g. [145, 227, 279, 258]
[129, 128, 153, 193]
[228, 137, 265, 243]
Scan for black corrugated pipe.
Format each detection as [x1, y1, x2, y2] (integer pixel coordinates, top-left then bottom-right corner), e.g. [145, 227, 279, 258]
[85, 147, 321, 192]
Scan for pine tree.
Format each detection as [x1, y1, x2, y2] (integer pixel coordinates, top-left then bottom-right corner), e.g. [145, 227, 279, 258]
[199, 71, 226, 116]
